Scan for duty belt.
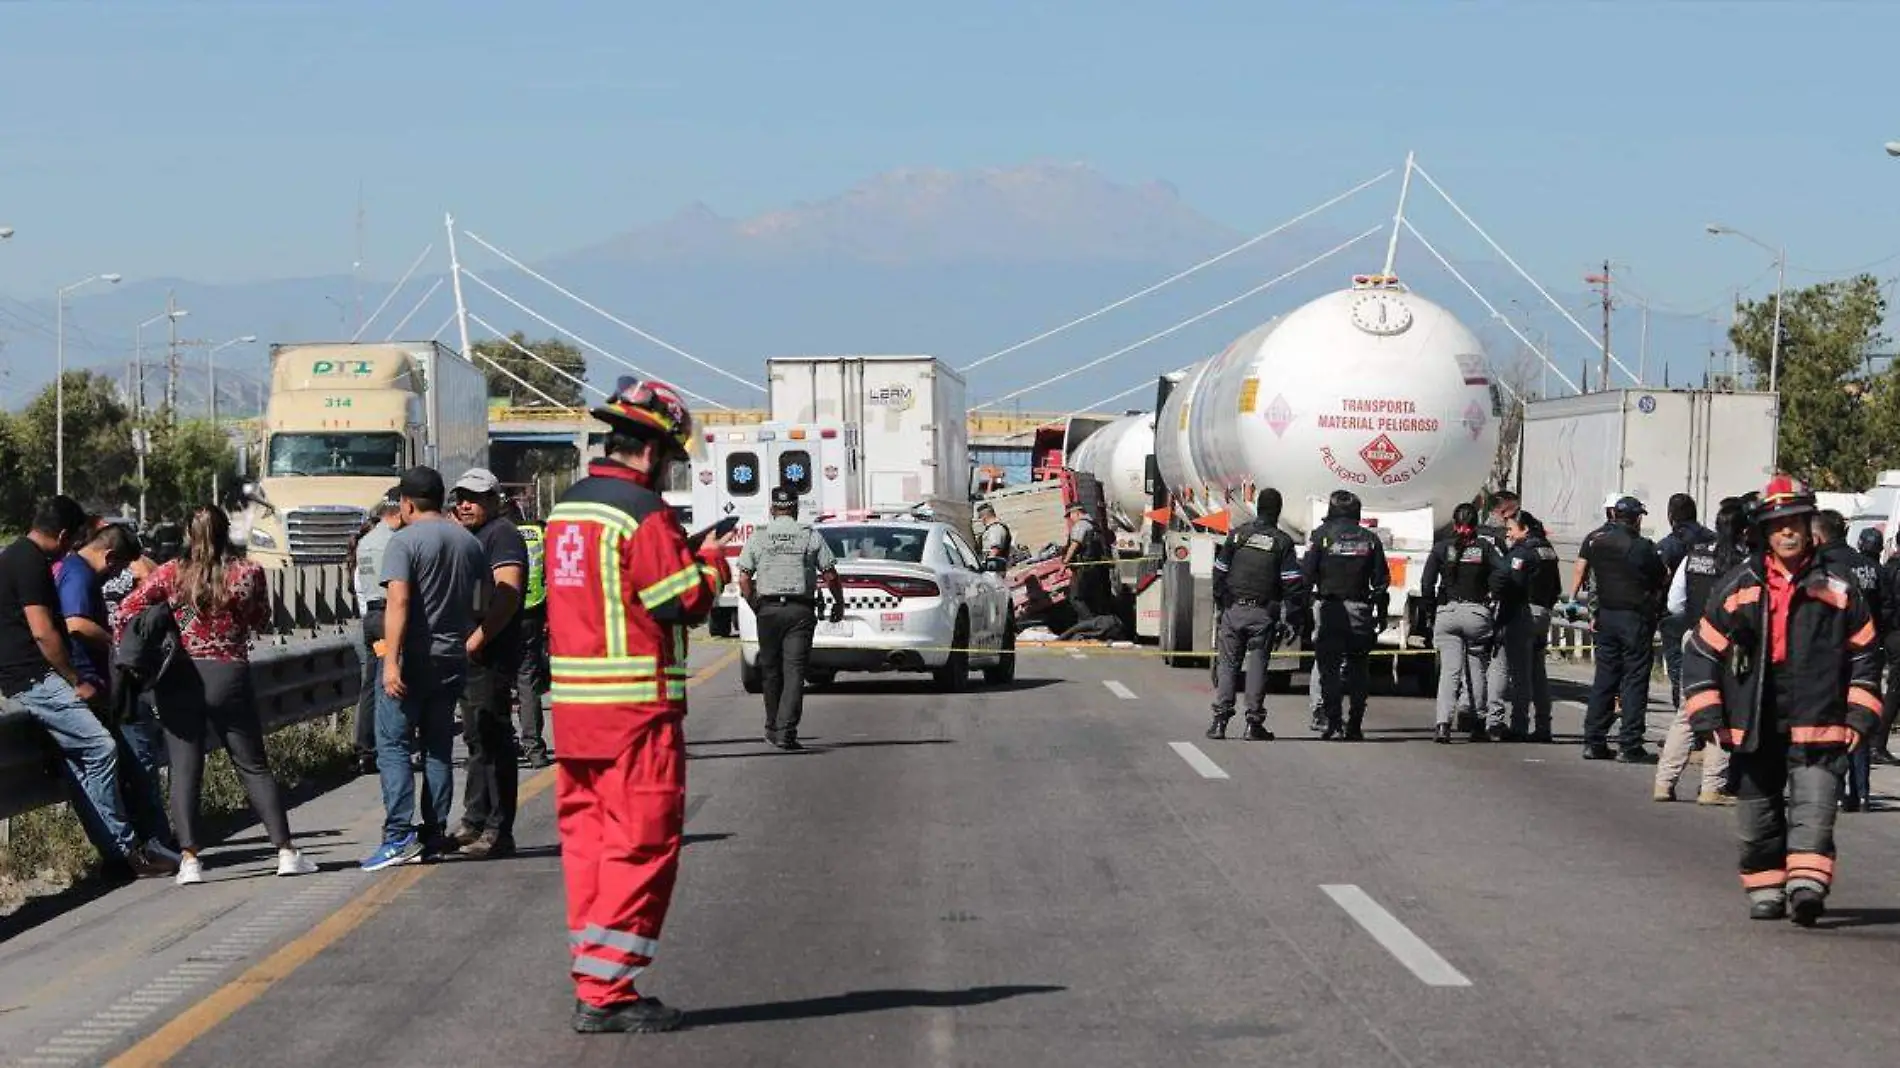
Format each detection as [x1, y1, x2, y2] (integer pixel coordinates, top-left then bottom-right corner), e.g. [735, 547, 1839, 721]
[1230, 597, 1269, 607]
[757, 594, 815, 607]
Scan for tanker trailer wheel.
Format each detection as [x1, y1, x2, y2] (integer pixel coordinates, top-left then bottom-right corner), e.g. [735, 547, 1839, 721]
[1397, 649, 1438, 697]
[1161, 560, 1197, 668]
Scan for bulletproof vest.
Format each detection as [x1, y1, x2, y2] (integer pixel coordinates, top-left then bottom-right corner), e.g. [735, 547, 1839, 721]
[1437, 537, 1494, 603]
[520, 523, 547, 610]
[1526, 537, 1561, 608]
[1475, 524, 1507, 555]
[1224, 521, 1290, 602]
[1582, 524, 1651, 612]
[1680, 541, 1724, 622]
[1315, 520, 1380, 599]
[1071, 518, 1105, 561]
[984, 521, 1013, 558]
[750, 517, 823, 596]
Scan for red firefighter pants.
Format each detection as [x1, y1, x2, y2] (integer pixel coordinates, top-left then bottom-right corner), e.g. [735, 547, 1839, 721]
[556, 718, 685, 1007]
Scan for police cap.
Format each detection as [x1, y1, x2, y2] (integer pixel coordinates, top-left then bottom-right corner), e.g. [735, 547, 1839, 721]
[770, 486, 798, 508]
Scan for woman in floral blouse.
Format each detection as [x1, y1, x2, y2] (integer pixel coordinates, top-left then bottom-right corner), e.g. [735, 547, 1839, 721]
[115, 506, 317, 885]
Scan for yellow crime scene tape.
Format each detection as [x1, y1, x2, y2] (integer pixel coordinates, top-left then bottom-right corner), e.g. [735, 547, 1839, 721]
[697, 634, 1442, 660]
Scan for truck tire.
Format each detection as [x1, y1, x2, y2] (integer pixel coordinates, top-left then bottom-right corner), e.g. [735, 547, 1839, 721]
[934, 615, 970, 693]
[1161, 559, 1197, 668]
[982, 614, 1017, 685]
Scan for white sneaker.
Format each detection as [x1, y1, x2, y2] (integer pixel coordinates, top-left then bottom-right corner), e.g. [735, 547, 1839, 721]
[175, 854, 204, 886]
[277, 848, 318, 877]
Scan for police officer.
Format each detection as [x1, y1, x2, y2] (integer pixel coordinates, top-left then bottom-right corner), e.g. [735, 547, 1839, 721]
[976, 502, 1013, 571]
[1063, 502, 1111, 623]
[1876, 529, 1900, 766]
[1814, 510, 1885, 811]
[1422, 502, 1507, 744]
[735, 487, 844, 750]
[1572, 495, 1667, 762]
[1475, 490, 1519, 554]
[1503, 511, 1561, 742]
[1656, 498, 1744, 804]
[1302, 490, 1390, 740]
[1206, 488, 1301, 742]
[514, 503, 553, 768]
[1655, 493, 1716, 710]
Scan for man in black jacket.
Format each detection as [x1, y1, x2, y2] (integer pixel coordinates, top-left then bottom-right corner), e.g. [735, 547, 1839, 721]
[1655, 493, 1716, 711]
[1684, 476, 1882, 926]
[1814, 510, 1885, 811]
[1573, 496, 1668, 762]
[1302, 491, 1389, 741]
[1207, 488, 1302, 741]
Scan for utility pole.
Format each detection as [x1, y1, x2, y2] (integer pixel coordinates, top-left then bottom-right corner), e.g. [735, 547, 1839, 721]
[1582, 261, 1614, 391]
[165, 289, 180, 425]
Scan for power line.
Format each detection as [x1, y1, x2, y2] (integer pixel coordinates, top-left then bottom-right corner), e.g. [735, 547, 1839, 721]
[1401, 218, 1580, 393]
[970, 224, 1382, 412]
[352, 244, 434, 341]
[459, 228, 763, 395]
[466, 310, 605, 400]
[459, 265, 729, 410]
[957, 168, 1395, 373]
[384, 278, 444, 340]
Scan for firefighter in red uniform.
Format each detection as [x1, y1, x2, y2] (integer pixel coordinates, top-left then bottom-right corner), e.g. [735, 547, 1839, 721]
[545, 380, 733, 1033]
[1682, 475, 1883, 927]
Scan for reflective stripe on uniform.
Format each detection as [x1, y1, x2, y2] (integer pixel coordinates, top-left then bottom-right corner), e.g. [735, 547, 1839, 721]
[572, 954, 645, 982]
[551, 655, 659, 677]
[551, 681, 663, 704]
[547, 502, 640, 538]
[583, 924, 662, 958]
[639, 563, 703, 610]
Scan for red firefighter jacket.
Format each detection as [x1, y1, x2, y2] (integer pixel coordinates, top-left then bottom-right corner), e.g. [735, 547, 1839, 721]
[1682, 551, 1882, 753]
[545, 458, 729, 759]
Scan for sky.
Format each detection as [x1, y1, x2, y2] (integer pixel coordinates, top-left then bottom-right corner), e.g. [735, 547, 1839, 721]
[3, 0, 1900, 325]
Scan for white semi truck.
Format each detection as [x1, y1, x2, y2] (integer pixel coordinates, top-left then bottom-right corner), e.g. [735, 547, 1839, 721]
[1141, 275, 1502, 692]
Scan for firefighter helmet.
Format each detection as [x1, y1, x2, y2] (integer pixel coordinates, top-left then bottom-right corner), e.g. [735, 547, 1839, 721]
[590, 379, 694, 458]
[1752, 473, 1817, 525]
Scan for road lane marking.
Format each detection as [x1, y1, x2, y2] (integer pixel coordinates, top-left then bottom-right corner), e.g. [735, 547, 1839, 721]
[1104, 680, 1138, 700]
[1320, 884, 1472, 988]
[103, 647, 741, 1067]
[1168, 742, 1230, 780]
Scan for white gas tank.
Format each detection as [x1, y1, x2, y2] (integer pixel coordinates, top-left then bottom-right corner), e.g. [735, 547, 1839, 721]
[1067, 412, 1155, 531]
[1157, 279, 1499, 535]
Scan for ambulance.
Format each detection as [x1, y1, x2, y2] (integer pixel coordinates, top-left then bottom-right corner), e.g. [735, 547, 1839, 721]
[692, 421, 862, 637]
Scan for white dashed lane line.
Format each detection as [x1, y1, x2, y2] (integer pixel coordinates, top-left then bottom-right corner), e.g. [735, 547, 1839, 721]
[1168, 741, 1231, 780]
[1103, 680, 1138, 700]
[1321, 883, 1473, 987]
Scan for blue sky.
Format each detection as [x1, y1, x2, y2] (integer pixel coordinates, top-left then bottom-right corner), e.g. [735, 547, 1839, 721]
[2, 0, 1897, 322]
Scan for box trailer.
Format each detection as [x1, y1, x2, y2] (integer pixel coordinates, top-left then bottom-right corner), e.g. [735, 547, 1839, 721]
[766, 355, 971, 533]
[1519, 388, 1777, 553]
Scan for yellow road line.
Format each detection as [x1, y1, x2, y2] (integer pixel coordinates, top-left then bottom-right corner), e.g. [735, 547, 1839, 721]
[105, 645, 740, 1068]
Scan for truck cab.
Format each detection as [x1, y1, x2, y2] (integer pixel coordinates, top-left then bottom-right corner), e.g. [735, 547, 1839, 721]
[691, 421, 860, 637]
[234, 341, 488, 568]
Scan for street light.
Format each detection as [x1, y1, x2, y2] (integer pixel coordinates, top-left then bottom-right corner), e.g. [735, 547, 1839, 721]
[1704, 224, 1785, 396]
[133, 308, 188, 524]
[56, 273, 124, 494]
[206, 335, 257, 426]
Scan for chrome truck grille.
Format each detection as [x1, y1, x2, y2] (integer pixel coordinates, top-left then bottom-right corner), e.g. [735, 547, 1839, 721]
[285, 506, 367, 562]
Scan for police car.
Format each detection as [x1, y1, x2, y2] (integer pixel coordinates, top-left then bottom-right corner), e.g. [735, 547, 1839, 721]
[736, 516, 1016, 692]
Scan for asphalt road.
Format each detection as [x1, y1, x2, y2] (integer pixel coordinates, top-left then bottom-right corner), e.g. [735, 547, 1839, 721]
[6, 640, 1900, 1067]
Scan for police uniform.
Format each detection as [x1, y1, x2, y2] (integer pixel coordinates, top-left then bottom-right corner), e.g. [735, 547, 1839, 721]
[1656, 535, 1737, 801]
[1207, 504, 1300, 741]
[979, 513, 1013, 568]
[1579, 498, 1668, 759]
[1422, 531, 1506, 741]
[1301, 492, 1389, 737]
[517, 520, 552, 766]
[736, 487, 840, 747]
[1657, 520, 1716, 709]
[1504, 532, 1561, 739]
[1821, 538, 1886, 809]
[1065, 508, 1110, 622]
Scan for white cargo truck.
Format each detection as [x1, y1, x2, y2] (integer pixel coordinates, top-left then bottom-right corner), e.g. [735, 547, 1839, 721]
[237, 341, 488, 567]
[1518, 389, 1778, 554]
[766, 356, 971, 535]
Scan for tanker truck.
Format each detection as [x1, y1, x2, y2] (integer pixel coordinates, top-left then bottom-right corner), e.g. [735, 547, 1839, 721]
[1143, 274, 1501, 693]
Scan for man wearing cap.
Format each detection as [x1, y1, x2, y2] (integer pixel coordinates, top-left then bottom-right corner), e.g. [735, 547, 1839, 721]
[1063, 502, 1111, 624]
[349, 488, 405, 775]
[545, 379, 733, 1034]
[1684, 475, 1882, 926]
[364, 466, 488, 872]
[1573, 495, 1668, 762]
[450, 467, 530, 858]
[975, 502, 1012, 571]
[735, 486, 844, 749]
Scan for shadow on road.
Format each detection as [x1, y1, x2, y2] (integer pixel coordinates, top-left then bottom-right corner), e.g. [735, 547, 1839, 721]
[689, 739, 955, 761]
[1814, 908, 1900, 930]
[685, 984, 1066, 1028]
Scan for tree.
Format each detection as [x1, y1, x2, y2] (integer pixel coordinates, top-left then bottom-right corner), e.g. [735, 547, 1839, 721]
[1485, 342, 1543, 494]
[13, 372, 137, 514]
[143, 419, 237, 521]
[471, 333, 587, 407]
[1729, 274, 1890, 490]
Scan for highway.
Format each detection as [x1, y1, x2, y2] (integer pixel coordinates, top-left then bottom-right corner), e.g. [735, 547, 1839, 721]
[5, 641, 1900, 1067]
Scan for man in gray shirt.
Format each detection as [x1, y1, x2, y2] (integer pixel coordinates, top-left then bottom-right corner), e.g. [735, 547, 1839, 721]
[362, 466, 488, 872]
[736, 487, 843, 749]
[349, 489, 403, 774]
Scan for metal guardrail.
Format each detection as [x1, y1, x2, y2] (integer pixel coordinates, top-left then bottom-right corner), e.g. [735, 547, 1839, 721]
[0, 563, 368, 827]
[0, 633, 361, 823]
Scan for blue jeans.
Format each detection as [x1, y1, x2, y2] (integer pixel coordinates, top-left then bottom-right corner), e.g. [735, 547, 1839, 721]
[117, 691, 174, 845]
[375, 657, 465, 844]
[14, 672, 139, 858]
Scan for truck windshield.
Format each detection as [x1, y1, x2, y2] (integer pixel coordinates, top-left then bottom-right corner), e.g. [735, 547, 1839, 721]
[267, 432, 405, 477]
